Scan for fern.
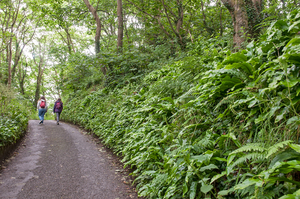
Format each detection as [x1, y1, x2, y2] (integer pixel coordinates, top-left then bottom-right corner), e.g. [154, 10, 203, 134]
[266, 140, 293, 158]
[229, 143, 266, 155]
[194, 133, 215, 150]
[214, 95, 238, 110]
[229, 152, 266, 169]
[60, 11, 300, 199]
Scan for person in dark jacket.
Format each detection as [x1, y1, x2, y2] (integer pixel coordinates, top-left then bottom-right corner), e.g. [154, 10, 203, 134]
[53, 98, 63, 125]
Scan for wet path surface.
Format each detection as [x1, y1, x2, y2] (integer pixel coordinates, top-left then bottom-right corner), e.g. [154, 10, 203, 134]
[0, 120, 138, 199]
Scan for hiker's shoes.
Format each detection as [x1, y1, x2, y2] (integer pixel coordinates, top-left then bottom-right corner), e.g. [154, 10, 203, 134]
[40, 121, 60, 125]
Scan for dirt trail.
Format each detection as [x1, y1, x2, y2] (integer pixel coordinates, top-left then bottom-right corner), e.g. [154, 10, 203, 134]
[0, 120, 139, 199]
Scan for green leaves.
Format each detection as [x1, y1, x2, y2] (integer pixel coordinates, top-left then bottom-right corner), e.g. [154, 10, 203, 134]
[235, 178, 262, 190]
[61, 9, 300, 199]
[200, 183, 213, 194]
[286, 116, 300, 125]
[222, 53, 248, 65]
[279, 189, 300, 199]
[0, 91, 29, 147]
[280, 77, 299, 88]
[289, 143, 300, 153]
[189, 182, 197, 199]
[200, 164, 218, 172]
[210, 171, 226, 184]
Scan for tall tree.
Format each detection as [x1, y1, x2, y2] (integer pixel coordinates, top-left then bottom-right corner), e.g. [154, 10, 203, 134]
[1, 0, 21, 88]
[32, 37, 46, 106]
[17, 59, 28, 95]
[125, 0, 187, 49]
[12, 14, 39, 82]
[83, 0, 102, 54]
[0, 0, 39, 88]
[161, 0, 185, 48]
[117, 0, 123, 52]
[221, 0, 263, 48]
[82, 0, 107, 75]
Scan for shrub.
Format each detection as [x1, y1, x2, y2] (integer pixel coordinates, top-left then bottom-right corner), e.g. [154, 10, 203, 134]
[0, 84, 29, 147]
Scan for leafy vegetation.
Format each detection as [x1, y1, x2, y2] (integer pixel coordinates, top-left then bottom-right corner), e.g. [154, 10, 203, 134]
[1, 0, 300, 198]
[62, 9, 300, 198]
[0, 84, 29, 147]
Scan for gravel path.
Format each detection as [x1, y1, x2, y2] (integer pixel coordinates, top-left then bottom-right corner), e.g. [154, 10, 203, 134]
[0, 120, 139, 199]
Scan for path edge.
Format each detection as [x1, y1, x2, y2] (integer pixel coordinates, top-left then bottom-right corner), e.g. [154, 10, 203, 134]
[0, 129, 27, 168]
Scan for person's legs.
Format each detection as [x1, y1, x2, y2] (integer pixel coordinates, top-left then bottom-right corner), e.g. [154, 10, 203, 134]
[56, 112, 60, 124]
[38, 109, 43, 123]
[39, 109, 47, 123]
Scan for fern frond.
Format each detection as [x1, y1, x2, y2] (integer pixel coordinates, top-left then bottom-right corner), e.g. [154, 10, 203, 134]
[225, 69, 248, 81]
[229, 152, 266, 168]
[230, 143, 266, 155]
[194, 133, 215, 150]
[266, 140, 293, 159]
[215, 95, 237, 110]
[175, 88, 194, 104]
[203, 68, 248, 82]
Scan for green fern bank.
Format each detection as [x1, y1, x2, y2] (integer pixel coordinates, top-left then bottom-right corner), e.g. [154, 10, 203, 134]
[62, 9, 300, 199]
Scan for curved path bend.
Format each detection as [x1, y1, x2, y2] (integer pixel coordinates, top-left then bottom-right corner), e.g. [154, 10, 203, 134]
[0, 120, 139, 199]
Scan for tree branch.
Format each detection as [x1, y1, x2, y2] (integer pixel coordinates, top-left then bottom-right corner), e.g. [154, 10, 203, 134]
[124, 0, 155, 18]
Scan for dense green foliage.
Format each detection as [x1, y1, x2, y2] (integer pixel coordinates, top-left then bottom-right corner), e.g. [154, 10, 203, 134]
[1, 0, 300, 198]
[0, 84, 29, 147]
[62, 10, 300, 198]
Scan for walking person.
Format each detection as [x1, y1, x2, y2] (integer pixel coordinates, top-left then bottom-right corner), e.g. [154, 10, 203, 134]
[53, 98, 63, 125]
[37, 96, 48, 124]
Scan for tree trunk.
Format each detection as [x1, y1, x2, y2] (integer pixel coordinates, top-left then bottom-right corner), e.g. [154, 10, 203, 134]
[161, 0, 185, 49]
[219, 0, 223, 36]
[221, 0, 263, 49]
[123, 10, 130, 43]
[117, 0, 123, 52]
[83, 0, 106, 75]
[200, 0, 214, 35]
[53, 68, 62, 98]
[7, 38, 12, 88]
[18, 62, 27, 95]
[65, 28, 76, 54]
[83, 0, 101, 54]
[34, 79, 41, 107]
[34, 58, 44, 107]
[12, 40, 22, 82]
[33, 38, 46, 106]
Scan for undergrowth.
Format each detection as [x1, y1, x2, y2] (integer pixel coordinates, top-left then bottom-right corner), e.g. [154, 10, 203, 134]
[0, 84, 30, 147]
[62, 9, 300, 199]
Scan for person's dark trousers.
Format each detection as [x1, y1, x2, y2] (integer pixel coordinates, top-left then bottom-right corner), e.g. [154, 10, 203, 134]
[56, 112, 61, 123]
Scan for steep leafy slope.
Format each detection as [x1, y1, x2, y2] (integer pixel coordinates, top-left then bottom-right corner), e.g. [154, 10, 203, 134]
[62, 10, 300, 199]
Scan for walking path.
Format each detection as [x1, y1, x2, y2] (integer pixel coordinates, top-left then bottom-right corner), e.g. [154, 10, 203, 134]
[0, 120, 139, 199]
